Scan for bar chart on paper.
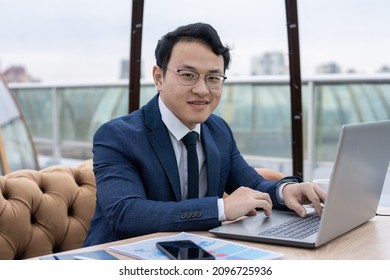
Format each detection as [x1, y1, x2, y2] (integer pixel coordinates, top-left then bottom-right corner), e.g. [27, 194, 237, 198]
[109, 232, 283, 260]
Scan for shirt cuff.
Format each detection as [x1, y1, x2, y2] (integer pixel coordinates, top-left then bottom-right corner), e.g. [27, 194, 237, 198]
[275, 175, 303, 206]
[217, 198, 226, 222]
[276, 183, 294, 205]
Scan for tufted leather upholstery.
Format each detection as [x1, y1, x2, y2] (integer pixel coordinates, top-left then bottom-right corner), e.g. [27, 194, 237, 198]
[0, 160, 96, 260]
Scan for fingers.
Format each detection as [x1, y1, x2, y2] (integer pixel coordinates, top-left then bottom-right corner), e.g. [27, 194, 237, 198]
[224, 182, 327, 221]
[245, 209, 257, 216]
[284, 197, 307, 217]
[250, 188, 273, 216]
[308, 184, 326, 216]
[257, 198, 272, 217]
[224, 187, 273, 220]
[283, 182, 327, 217]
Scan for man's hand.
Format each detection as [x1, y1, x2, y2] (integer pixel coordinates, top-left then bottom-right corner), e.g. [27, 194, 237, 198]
[283, 182, 326, 217]
[223, 186, 273, 221]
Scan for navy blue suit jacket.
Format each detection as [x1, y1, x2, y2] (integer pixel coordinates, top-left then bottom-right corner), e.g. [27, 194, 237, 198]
[84, 94, 290, 246]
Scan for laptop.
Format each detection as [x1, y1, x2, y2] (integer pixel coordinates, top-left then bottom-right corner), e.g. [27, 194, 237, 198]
[210, 120, 390, 248]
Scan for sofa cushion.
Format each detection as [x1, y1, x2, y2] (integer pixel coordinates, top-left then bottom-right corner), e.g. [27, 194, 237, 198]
[0, 160, 96, 259]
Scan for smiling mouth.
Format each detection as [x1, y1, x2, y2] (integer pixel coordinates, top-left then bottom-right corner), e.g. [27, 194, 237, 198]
[188, 101, 209, 105]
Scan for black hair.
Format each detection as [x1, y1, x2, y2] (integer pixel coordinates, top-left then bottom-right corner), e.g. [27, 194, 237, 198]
[155, 22, 231, 73]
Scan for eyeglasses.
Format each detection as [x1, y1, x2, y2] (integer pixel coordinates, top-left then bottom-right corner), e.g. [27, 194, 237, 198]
[166, 68, 227, 90]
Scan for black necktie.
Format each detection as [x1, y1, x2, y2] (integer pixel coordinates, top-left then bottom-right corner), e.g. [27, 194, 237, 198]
[182, 131, 199, 199]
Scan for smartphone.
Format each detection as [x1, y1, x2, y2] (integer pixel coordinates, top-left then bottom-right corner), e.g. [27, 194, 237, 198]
[156, 240, 215, 260]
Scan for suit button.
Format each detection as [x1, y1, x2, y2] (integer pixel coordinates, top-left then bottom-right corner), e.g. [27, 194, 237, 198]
[196, 211, 202, 218]
[180, 213, 187, 219]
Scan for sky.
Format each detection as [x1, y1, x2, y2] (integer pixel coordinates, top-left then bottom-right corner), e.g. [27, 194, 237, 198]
[0, 0, 389, 83]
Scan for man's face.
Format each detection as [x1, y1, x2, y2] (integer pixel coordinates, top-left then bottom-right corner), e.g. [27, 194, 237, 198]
[153, 40, 225, 129]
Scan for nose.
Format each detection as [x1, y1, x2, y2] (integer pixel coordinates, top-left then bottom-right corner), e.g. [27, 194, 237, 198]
[192, 76, 209, 95]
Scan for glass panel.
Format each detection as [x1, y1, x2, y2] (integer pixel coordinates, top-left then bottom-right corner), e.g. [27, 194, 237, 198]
[0, 78, 39, 173]
[13, 88, 53, 138]
[253, 85, 291, 157]
[10, 79, 390, 173]
[59, 86, 128, 142]
[1, 118, 38, 172]
[315, 83, 390, 162]
[0, 83, 19, 125]
[140, 85, 158, 107]
[215, 83, 292, 158]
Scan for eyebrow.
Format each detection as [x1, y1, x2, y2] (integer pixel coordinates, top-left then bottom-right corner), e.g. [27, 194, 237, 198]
[177, 64, 223, 74]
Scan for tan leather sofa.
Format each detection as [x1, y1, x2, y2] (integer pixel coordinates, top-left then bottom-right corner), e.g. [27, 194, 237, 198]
[0, 158, 284, 260]
[0, 160, 96, 260]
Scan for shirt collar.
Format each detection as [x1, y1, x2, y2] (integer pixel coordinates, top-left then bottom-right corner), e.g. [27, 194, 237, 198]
[158, 95, 201, 141]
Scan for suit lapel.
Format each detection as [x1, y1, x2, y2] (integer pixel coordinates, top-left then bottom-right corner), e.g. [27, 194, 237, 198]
[201, 124, 221, 197]
[145, 95, 182, 201]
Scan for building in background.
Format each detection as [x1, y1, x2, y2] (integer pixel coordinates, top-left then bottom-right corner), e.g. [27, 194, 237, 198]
[377, 65, 390, 73]
[315, 62, 341, 74]
[120, 59, 145, 79]
[251, 51, 288, 75]
[119, 59, 129, 79]
[1, 65, 40, 83]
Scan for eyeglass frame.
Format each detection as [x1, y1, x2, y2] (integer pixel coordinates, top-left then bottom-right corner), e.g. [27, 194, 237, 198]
[165, 67, 227, 90]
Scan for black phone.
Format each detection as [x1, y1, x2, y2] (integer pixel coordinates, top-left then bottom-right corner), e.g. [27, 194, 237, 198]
[156, 240, 215, 260]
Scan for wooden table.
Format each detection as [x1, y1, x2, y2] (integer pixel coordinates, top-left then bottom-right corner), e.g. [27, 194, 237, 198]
[39, 207, 390, 260]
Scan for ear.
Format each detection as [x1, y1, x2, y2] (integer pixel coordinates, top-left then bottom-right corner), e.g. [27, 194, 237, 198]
[153, 65, 163, 91]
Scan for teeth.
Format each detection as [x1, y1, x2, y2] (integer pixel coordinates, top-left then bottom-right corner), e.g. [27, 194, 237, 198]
[190, 101, 207, 105]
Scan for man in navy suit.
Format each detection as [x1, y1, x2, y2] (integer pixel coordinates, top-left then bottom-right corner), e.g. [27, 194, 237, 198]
[84, 23, 325, 246]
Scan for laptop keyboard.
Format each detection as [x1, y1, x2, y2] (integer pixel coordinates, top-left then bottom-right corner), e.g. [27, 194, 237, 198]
[259, 212, 321, 239]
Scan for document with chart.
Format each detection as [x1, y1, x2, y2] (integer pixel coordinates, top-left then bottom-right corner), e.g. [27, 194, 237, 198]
[109, 232, 283, 260]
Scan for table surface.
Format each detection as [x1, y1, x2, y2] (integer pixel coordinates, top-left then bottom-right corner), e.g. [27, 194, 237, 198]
[39, 207, 390, 260]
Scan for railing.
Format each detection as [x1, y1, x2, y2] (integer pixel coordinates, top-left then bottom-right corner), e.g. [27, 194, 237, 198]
[9, 74, 390, 187]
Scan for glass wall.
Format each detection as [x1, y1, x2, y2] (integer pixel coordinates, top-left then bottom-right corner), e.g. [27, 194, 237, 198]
[314, 82, 390, 162]
[9, 75, 390, 178]
[214, 84, 293, 158]
[12, 87, 53, 139]
[0, 76, 39, 175]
